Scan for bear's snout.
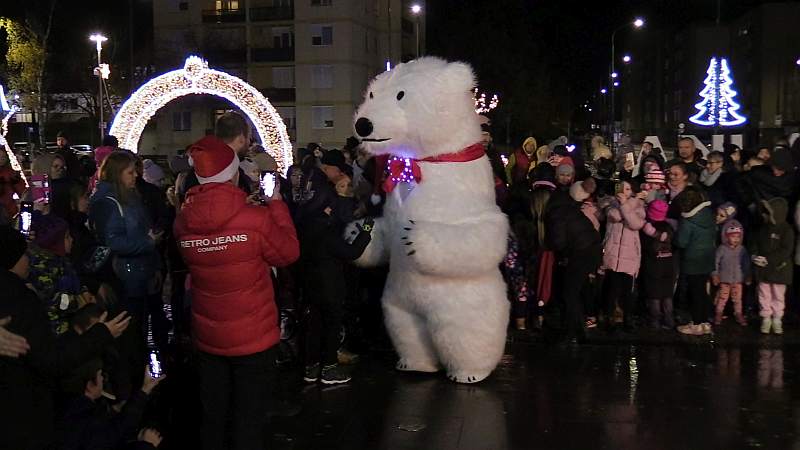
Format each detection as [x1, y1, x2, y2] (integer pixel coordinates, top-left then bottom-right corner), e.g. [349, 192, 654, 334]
[355, 117, 374, 138]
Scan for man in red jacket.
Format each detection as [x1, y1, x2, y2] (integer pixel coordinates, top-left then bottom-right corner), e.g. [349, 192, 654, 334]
[174, 135, 299, 450]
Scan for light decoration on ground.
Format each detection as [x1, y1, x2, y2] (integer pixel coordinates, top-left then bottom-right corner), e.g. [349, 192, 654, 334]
[109, 55, 293, 174]
[474, 88, 499, 114]
[0, 85, 27, 187]
[689, 57, 747, 127]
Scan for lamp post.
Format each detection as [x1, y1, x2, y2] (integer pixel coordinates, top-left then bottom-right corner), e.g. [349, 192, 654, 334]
[90, 33, 108, 141]
[609, 17, 644, 153]
[411, 4, 422, 58]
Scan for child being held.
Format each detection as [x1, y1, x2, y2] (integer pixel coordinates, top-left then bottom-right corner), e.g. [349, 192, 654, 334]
[711, 220, 750, 326]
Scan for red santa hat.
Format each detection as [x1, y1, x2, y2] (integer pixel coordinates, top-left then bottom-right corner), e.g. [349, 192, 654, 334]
[189, 136, 239, 184]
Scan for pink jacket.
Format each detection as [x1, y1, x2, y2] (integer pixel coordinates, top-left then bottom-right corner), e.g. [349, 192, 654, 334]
[602, 197, 646, 276]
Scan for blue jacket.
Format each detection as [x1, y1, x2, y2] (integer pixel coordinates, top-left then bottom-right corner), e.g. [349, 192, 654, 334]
[89, 181, 159, 297]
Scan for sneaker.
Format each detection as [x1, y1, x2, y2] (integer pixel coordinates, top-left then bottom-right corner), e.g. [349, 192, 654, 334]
[700, 323, 713, 335]
[320, 364, 351, 385]
[773, 318, 784, 335]
[677, 323, 704, 335]
[760, 318, 772, 334]
[303, 363, 321, 383]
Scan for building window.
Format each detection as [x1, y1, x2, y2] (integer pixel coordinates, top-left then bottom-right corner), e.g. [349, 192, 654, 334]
[276, 106, 296, 130]
[312, 106, 334, 129]
[215, 0, 239, 10]
[311, 65, 334, 89]
[272, 67, 295, 88]
[311, 0, 332, 5]
[311, 24, 333, 46]
[272, 27, 293, 48]
[179, 2, 188, 11]
[173, 111, 192, 131]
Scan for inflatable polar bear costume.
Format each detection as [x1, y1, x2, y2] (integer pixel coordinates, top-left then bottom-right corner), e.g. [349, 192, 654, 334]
[351, 57, 509, 383]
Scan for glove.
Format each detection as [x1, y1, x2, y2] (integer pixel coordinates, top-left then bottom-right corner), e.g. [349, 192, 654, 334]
[357, 217, 375, 233]
[752, 255, 768, 267]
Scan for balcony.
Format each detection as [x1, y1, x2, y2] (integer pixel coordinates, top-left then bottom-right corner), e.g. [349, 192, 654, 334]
[202, 8, 245, 23]
[260, 88, 296, 102]
[204, 48, 247, 64]
[250, 6, 294, 21]
[251, 47, 294, 62]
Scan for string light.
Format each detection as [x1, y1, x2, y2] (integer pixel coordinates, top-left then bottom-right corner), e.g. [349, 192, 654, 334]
[387, 156, 416, 185]
[109, 55, 293, 175]
[689, 57, 747, 127]
[0, 85, 28, 187]
[474, 88, 499, 114]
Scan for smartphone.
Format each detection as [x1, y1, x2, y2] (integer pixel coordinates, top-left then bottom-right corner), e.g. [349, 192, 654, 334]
[260, 172, 276, 198]
[30, 174, 50, 203]
[19, 201, 33, 236]
[614, 182, 624, 195]
[625, 152, 635, 166]
[149, 350, 163, 378]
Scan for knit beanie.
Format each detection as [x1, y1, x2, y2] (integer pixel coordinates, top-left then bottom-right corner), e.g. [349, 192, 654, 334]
[0, 225, 27, 270]
[647, 199, 669, 222]
[717, 202, 737, 220]
[556, 157, 575, 176]
[569, 180, 592, 202]
[94, 146, 115, 165]
[189, 136, 239, 184]
[645, 168, 666, 185]
[251, 152, 278, 172]
[32, 213, 69, 257]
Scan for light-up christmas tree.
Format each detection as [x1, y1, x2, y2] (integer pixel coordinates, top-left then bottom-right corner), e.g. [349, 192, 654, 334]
[689, 57, 747, 127]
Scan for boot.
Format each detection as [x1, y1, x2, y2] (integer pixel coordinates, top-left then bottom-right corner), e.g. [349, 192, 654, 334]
[760, 318, 772, 334]
[772, 317, 783, 335]
[734, 313, 747, 326]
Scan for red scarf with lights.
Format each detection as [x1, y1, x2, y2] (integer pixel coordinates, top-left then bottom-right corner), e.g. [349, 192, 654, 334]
[381, 143, 486, 193]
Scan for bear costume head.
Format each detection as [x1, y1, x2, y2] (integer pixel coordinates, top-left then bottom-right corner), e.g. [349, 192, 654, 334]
[353, 57, 482, 160]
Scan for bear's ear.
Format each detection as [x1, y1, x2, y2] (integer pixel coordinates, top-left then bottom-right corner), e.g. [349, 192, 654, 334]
[441, 61, 476, 92]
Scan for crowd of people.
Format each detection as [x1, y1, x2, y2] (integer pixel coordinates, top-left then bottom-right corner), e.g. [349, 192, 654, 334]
[2, 110, 800, 449]
[498, 131, 800, 342]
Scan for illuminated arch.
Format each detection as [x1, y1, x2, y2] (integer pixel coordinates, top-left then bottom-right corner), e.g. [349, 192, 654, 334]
[109, 56, 293, 174]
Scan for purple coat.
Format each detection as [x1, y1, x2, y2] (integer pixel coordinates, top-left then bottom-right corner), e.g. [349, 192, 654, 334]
[603, 197, 646, 276]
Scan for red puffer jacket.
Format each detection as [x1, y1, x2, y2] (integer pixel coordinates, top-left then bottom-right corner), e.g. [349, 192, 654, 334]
[174, 182, 299, 356]
[0, 165, 26, 220]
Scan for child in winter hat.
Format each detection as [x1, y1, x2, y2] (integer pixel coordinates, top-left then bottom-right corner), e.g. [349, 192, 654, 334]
[711, 220, 750, 326]
[642, 168, 667, 203]
[641, 199, 676, 328]
[555, 157, 575, 187]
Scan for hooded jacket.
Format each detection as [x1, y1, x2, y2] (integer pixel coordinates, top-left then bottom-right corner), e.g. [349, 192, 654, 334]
[674, 200, 716, 275]
[602, 197, 646, 276]
[88, 181, 159, 297]
[174, 182, 299, 356]
[712, 219, 750, 284]
[544, 190, 601, 266]
[506, 137, 537, 185]
[750, 198, 794, 285]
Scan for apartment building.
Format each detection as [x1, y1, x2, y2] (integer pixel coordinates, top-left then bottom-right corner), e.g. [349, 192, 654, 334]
[143, 0, 425, 155]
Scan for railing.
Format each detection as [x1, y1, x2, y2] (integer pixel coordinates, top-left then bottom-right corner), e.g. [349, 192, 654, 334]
[251, 47, 294, 62]
[202, 8, 245, 23]
[204, 48, 247, 64]
[260, 88, 296, 102]
[250, 6, 294, 21]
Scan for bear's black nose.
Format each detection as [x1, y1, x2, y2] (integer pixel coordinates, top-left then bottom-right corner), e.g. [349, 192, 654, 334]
[355, 117, 373, 137]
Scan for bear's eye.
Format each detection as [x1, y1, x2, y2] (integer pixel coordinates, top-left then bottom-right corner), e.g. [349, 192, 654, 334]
[369, 92, 374, 99]
[396, 91, 405, 101]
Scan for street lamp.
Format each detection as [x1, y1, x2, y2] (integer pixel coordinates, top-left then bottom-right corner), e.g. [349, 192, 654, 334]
[411, 4, 422, 58]
[89, 33, 108, 141]
[600, 88, 607, 94]
[611, 72, 619, 79]
[623, 55, 632, 63]
[609, 17, 644, 153]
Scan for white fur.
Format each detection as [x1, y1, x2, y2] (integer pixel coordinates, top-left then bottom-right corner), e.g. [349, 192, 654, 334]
[352, 57, 509, 383]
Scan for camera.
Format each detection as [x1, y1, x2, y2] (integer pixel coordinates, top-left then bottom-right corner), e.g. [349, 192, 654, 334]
[19, 201, 33, 236]
[149, 350, 163, 378]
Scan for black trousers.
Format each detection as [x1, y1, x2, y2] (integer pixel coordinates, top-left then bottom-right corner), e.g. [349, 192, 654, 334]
[561, 255, 597, 338]
[198, 348, 276, 450]
[686, 273, 711, 324]
[304, 267, 346, 366]
[604, 271, 635, 324]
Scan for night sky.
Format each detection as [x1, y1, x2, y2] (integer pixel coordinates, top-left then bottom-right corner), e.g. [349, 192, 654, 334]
[0, 0, 775, 141]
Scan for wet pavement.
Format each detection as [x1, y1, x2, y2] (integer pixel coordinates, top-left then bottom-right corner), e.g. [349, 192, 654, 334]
[153, 322, 800, 450]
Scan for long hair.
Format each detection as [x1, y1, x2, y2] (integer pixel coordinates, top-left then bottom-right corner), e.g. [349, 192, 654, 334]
[530, 188, 552, 248]
[98, 151, 138, 204]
